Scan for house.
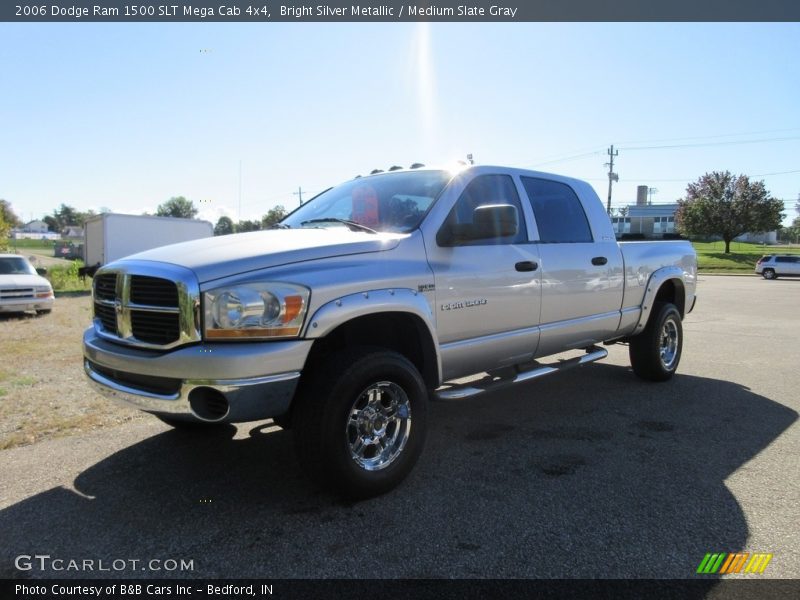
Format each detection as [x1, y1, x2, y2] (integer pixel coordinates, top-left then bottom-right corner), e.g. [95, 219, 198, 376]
[612, 203, 678, 237]
[23, 220, 49, 233]
[10, 220, 59, 240]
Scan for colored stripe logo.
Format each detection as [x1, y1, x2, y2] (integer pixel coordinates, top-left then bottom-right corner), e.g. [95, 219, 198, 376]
[697, 552, 773, 574]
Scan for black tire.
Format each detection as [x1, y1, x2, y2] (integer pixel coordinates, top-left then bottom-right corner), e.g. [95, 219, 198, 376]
[36, 309, 52, 315]
[292, 348, 428, 499]
[629, 302, 683, 382]
[762, 269, 776, 280]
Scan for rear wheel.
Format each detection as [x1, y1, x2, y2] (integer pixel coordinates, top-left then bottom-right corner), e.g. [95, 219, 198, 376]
[762, 268, 776, 280]
[292, 348, 428, 499]
[629, 302, 683, 382]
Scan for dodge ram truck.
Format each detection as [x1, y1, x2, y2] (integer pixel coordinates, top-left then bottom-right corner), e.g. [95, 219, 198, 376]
[83, 165, 697, 498]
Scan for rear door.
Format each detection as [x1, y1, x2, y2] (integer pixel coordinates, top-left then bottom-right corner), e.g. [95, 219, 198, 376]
[519, 176, 624, 356]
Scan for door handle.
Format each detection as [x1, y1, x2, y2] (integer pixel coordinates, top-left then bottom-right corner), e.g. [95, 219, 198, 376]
[591, 256, 608, 266]
[515, 261, 538, 272]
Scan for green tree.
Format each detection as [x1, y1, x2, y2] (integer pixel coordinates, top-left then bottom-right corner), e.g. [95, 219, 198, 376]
[235, 220, 261, 233]
[675, 171, 783, 254]
[261, 205, 287, 228]
[43, 215, 59, 232]
[0, 199, 21, 228]
[156, 196, 198, 219]
[214, 216, 235, 236]
[783, 216, 800, 244]
[0, 212, 9, 251]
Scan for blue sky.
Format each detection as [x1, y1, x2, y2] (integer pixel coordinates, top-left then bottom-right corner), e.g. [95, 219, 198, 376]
[1, 22, 798, 225]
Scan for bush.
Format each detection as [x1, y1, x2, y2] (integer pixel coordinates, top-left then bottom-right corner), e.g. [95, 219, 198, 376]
[46, 261, 88, 292]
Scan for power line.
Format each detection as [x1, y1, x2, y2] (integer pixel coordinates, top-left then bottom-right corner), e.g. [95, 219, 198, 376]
[527, 149, 604, 169]
[619, 136, 800, 151]
[615, 126, 800, 146]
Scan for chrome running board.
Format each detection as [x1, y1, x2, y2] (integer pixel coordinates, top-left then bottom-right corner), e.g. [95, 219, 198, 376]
[435, 346, 608, 400]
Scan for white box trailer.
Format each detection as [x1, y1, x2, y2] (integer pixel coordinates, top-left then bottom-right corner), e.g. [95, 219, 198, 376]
[83, 214, 214, 267]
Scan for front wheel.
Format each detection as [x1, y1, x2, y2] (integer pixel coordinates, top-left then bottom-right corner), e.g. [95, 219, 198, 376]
[629, 302, 683, 382]
[292, 348, 428, 499]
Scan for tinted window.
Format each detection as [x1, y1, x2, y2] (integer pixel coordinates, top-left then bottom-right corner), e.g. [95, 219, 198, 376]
[437, 174, 527, 246]
[776, 256, 791, 263]
[520, 177, 593, 243]
[0, 257, 36, 275]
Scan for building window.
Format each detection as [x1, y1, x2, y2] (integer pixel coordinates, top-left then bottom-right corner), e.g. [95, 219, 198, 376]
[653, 216, 675, 234]
[612, 217, 631, 234]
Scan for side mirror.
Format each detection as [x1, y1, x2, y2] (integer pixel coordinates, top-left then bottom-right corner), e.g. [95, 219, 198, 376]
[36, 267, 48, 276]
[472, 204, 519, 239]
[441, 203, 519, 245]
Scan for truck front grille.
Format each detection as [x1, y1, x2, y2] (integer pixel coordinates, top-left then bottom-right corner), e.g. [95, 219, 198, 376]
[131, 309, 181, 344]
[92, 264, 200, 350]
[94, 302, 117, 333]
[130, 275, 179, 307]
[0, 288, 35, 300]
[94, 274, 116, 301]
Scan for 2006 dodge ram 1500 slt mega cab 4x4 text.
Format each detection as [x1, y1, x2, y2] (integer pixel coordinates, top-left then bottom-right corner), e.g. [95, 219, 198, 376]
[83, 165, 697, 498]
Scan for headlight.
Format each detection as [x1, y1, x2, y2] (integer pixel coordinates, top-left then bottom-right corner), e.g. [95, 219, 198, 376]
[34, 285, 53, 299]
[203, 282, 310, 340]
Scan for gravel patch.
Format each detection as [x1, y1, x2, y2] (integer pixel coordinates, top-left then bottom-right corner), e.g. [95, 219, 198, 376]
[0, 295, 144, 449]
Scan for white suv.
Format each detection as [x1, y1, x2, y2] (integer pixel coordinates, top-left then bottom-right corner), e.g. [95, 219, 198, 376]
[0, 254, 54, 314]
[755, 254, 800, 279]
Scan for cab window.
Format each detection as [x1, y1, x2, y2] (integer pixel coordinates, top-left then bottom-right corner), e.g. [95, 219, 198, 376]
[437, 174, 527, 246]
[521, 177, 593, 243]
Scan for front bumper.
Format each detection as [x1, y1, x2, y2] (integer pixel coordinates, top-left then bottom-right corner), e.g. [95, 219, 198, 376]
[0, 298, 54, 313]
[83, 328, 312, 423]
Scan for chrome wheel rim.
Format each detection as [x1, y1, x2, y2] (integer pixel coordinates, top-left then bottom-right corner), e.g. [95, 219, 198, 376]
[346, 381, 411, 471]
[660, 318, 679, 370]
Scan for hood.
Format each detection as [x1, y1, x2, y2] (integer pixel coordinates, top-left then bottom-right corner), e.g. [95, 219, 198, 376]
[119, 228, 405, 283]
[0, 274, 52, 289]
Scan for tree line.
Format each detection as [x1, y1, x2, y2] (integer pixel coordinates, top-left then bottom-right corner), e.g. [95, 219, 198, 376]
[0, 196, 288, 237]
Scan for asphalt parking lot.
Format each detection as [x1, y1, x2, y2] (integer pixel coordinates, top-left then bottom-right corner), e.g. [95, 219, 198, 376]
[0, 275, 798, 580]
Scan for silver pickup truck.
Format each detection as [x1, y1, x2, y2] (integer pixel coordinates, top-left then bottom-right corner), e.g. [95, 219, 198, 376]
[83, 165, 697, 497]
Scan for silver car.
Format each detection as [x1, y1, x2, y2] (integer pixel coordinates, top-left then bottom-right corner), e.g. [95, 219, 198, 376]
[755, 254, 800, 279]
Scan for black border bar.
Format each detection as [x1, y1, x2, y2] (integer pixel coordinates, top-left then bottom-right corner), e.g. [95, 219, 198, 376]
[3, 1, 800, 23]
[3, 579, 800, 600]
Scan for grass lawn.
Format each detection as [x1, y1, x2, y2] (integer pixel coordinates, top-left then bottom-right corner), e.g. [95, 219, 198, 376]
[693, 241, 800, 274]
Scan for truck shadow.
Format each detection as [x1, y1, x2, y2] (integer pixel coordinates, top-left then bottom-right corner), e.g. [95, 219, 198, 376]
[0, 366, 795, 583]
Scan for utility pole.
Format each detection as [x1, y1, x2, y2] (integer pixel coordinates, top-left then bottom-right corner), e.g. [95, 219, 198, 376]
[648, 187, 658, 205]
[605, 145, 619, 215]
[293, 187, 304, 206]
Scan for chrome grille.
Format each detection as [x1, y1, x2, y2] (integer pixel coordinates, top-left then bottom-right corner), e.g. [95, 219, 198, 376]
[92, 263, 200, 350]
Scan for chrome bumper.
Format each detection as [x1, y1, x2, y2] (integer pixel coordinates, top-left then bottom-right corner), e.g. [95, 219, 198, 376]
[83, 328, 311, 423]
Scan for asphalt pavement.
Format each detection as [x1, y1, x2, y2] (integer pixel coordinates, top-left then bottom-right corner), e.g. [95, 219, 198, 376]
[1, 275, 798, 580]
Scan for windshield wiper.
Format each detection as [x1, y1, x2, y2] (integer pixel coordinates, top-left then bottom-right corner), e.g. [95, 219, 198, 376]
[270, 222, 291, 229]
[300, 218, 377, 234]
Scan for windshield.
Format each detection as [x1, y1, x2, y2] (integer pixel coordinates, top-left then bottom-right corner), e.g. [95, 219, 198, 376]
[281, 170, 453, 233]
[0, 257, 37, 276]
